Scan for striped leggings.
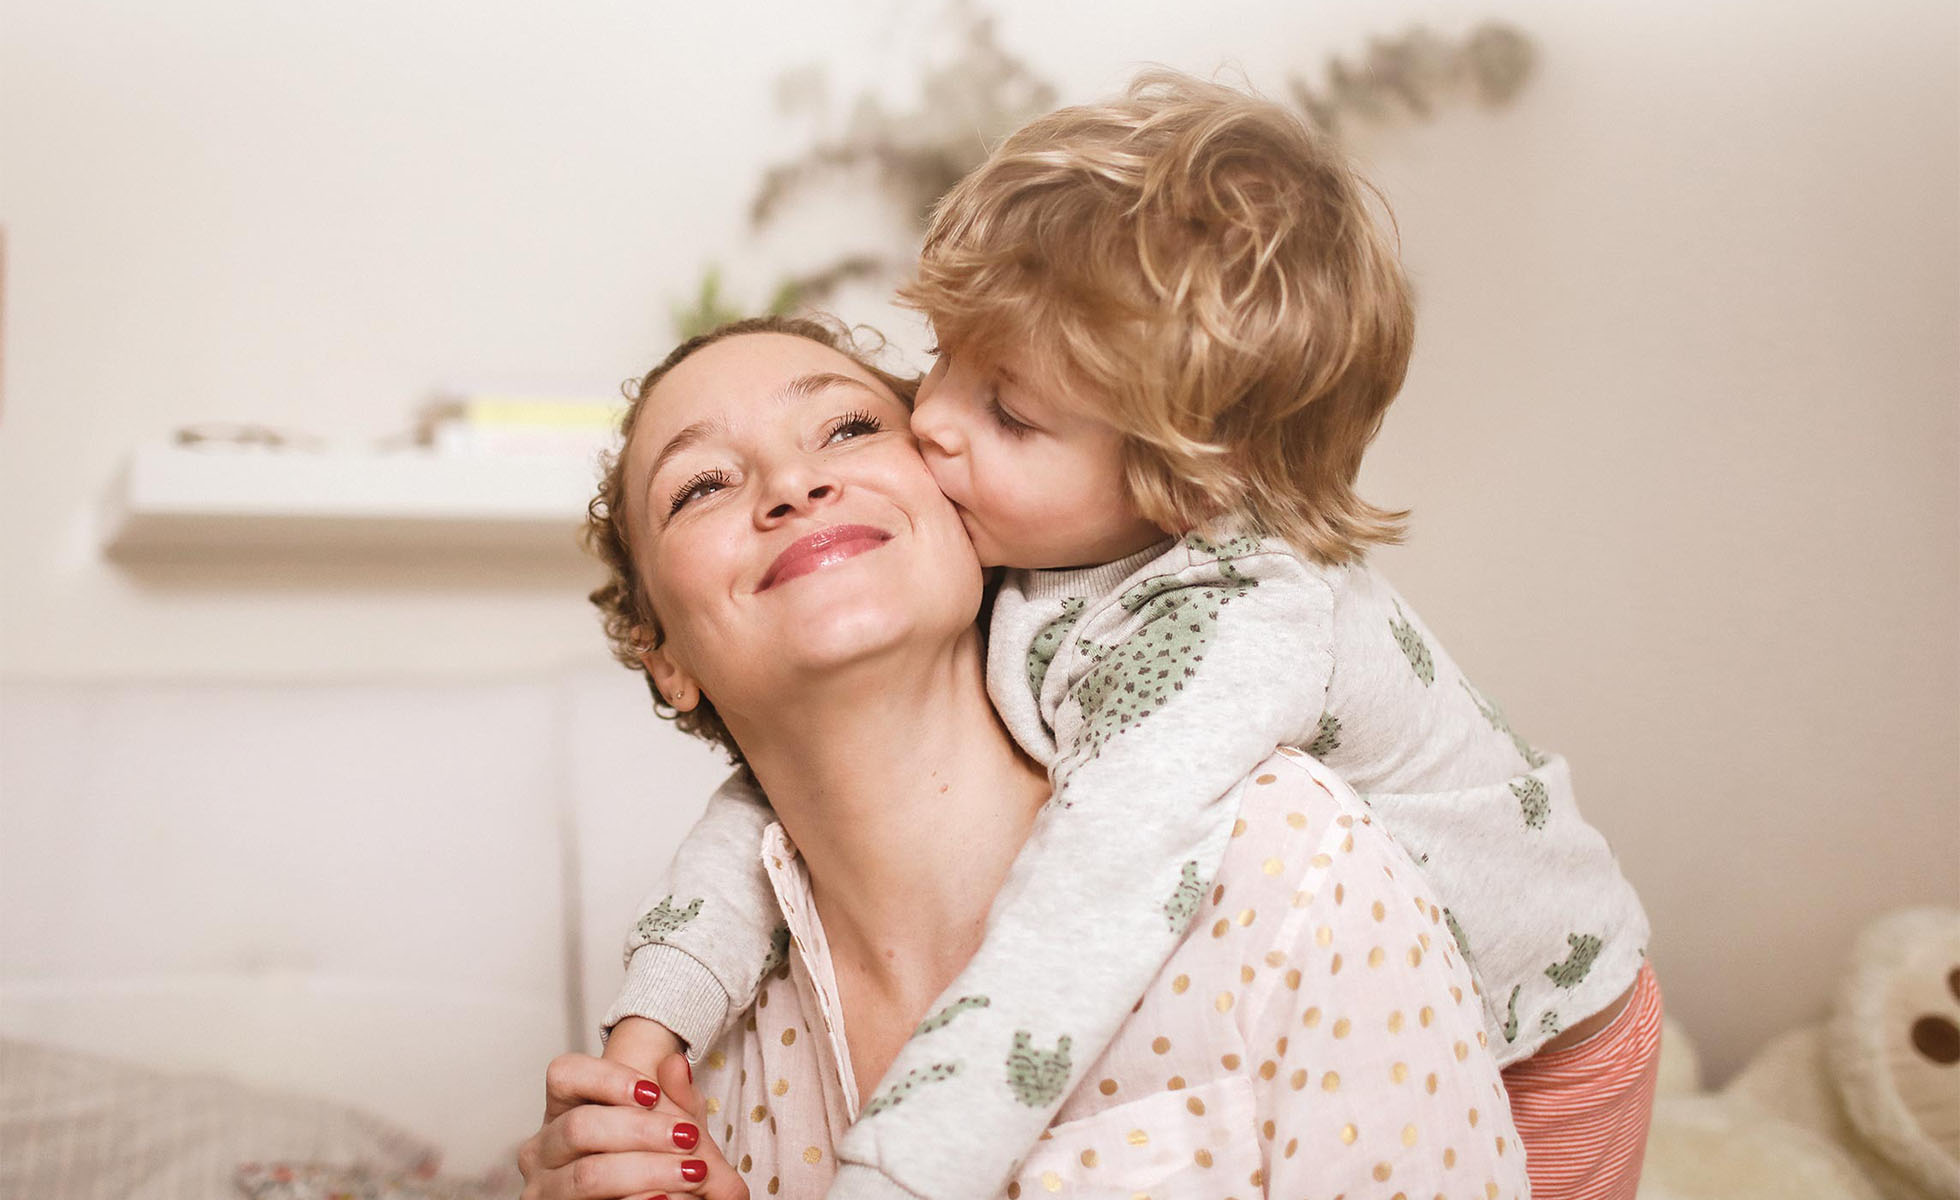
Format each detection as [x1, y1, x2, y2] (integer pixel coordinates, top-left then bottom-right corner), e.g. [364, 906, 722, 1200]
[1502, 961, 1665, 1200]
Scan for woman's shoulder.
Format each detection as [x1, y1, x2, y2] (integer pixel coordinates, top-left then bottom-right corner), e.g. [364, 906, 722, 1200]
[1207, 747, 1456, 976]
[1022, 749, 1522, 1198]
[1217, 746, 1388, 875]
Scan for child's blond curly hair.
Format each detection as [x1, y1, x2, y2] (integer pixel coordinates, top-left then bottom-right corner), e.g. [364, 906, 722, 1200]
[900, 69, 1414, 565]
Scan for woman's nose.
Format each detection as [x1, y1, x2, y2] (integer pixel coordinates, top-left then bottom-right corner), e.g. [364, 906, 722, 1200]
[755, 458, 839, 523]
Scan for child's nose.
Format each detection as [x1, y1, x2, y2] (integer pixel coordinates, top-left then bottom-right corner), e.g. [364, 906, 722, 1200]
[909, 396, 964, 458]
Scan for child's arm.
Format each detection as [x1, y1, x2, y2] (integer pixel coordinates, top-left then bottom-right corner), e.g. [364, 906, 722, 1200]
[829, 535, 1333, 1200]
[601, 768, 784, 1061]
[599, 1016, 683, 1077]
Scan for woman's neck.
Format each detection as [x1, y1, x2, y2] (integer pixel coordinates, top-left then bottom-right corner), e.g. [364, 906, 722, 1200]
[723, 626, 1049, 1008]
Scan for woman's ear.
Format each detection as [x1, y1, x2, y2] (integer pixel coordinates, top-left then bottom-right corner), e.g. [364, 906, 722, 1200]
[638, 638, 702, 714]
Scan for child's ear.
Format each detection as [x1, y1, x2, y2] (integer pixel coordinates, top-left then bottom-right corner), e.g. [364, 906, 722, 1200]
[636, 633, 702, 713]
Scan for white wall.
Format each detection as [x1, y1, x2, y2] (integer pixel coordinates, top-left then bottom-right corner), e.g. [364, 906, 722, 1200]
[1334, 1, 1960, 1080]
[1, 0, 1954, 1152]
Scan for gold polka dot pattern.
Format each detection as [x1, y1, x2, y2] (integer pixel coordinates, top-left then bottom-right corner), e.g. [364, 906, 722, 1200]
[680, 752, 1526, 1199]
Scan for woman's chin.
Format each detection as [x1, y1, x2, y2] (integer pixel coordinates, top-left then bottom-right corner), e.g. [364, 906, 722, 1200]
[772, 601, 930, 673]
[755, 571, 960, 675]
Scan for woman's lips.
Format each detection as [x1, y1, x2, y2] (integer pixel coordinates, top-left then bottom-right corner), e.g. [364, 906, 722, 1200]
[758, 524, 893, 591]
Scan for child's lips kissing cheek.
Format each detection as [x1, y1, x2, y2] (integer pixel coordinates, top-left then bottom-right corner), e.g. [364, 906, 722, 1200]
[935, 488, 989, 552]
[921, 458, 977, 528]
[944, 498, 982, 543]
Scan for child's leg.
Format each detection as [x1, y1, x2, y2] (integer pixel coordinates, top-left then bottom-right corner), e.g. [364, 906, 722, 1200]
[1501, 961, 1665, 1200]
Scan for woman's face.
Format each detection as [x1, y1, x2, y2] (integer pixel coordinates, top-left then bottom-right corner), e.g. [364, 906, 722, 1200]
[621, 332, 983, 720]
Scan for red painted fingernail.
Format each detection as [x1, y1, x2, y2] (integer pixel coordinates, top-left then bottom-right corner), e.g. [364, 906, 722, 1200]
[633, 1079, 659, 1107]
[680, 1159, 707, 1183]
[671, 1121, 700, 1150]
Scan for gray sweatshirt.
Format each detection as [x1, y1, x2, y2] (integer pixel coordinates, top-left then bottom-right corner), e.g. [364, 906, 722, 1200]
[606, 531, 1649, 1199]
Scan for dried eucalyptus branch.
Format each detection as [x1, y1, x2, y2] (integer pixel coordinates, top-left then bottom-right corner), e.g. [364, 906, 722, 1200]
[671, 267, 755, 342]
[768, 254, 891, 315]
[749, 0, 1055, 233]
[669, 12, 1538, 337]
[1289, 22, 1536, 135]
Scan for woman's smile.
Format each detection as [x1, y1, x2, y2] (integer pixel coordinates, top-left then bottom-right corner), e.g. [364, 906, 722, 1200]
[758, 523, 895, 591]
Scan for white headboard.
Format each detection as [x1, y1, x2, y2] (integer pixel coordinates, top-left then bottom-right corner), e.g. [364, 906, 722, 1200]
[0, 668, 727, 1172]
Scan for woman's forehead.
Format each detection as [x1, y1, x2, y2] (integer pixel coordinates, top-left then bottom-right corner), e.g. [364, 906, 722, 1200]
[642, 334, 894, 433]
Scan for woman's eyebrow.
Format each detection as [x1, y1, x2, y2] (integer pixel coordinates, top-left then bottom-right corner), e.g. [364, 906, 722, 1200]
[647, 417, 726, 484]
[641, 372, 886, 505]
[774, 371, 879, 407]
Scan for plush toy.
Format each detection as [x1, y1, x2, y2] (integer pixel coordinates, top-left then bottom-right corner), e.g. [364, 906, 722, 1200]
[1826, 907, 1960, 1199]
[1638, 907, 1960, 1200]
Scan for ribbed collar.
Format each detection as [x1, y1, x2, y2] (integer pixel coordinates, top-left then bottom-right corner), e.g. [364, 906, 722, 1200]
[1012, 537, 1178, 603]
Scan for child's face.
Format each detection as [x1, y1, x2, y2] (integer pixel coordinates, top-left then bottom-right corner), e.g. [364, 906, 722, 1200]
[910, 344, 1169, 570]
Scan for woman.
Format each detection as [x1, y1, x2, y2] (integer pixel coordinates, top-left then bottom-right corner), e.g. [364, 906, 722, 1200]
[519, 317, 1527, 1200]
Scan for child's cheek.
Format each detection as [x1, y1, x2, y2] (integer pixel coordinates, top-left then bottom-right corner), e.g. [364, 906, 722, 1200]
[920, 452, 966, 509]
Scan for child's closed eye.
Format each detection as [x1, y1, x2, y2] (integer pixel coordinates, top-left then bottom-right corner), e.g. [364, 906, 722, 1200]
[988, 393, 1036, 438]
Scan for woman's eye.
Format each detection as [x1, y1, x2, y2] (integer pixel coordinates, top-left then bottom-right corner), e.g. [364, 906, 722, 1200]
[825, 410, 884, 444]
[668, 469, 730, 515]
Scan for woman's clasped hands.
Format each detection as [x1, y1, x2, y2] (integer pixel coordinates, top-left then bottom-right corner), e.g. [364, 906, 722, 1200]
[519, 1048, 748, 1200]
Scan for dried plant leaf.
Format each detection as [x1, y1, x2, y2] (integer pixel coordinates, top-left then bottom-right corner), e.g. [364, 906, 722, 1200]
[1289, 21, 1537, 135]
[672, 10, 1538, 340]
[671, 267, 747, 341]
[746, 0, 1055, 232]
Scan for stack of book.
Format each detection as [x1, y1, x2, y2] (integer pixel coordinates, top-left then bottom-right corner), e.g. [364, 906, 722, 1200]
[421, 395, 627, 460]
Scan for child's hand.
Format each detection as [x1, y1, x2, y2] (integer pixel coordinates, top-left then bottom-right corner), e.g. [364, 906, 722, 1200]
[604, 1016, 685, 1079]
[518, 1050, 747, 1200]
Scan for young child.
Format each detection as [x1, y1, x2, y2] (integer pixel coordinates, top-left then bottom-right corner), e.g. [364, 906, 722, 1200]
[606, 71, 1660, 1200]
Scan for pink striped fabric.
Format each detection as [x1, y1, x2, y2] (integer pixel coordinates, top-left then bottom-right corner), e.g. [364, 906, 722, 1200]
[1501, 961, 1665, 1200]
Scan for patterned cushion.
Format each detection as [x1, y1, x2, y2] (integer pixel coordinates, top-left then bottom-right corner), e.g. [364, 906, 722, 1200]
[0, 1038, 438, 1200]
[234, 1162, 517, 1200]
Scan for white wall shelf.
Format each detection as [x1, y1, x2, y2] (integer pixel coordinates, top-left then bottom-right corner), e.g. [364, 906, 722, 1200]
[101, 443, 603, 559]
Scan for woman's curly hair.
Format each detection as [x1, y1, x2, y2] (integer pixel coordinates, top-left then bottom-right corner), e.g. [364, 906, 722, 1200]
[585, 314, 921, 765]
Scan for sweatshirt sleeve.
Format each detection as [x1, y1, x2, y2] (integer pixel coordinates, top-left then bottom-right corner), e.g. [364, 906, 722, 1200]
[830, 534, 1336, 1200]
[601, 768, 785, 1060]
